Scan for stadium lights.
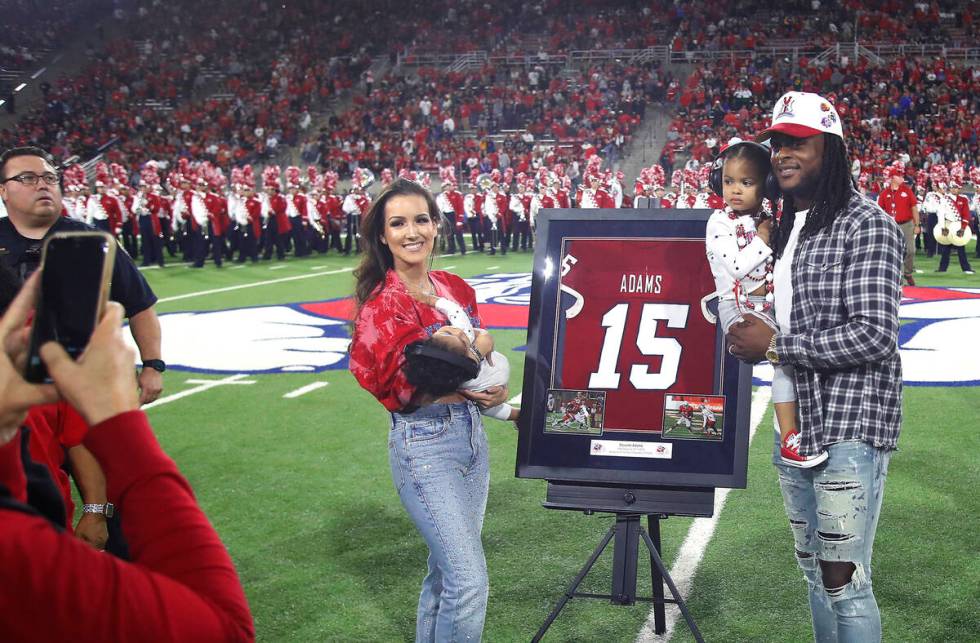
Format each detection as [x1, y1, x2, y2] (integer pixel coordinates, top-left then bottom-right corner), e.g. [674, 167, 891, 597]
[14, 83, 26, 92]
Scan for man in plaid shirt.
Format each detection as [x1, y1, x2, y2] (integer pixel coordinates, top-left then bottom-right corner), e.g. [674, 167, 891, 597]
[728, 92, 904, 642]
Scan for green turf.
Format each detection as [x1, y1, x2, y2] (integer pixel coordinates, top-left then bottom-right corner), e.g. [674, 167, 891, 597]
[133, 243, 978, 642]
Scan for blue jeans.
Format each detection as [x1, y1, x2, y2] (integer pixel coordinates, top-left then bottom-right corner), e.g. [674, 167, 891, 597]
[774, 439, 892, 642]
[389, 401, 490, 642]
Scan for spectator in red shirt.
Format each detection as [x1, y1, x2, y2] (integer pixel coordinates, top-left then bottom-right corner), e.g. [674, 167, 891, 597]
[877, 166, 921, 286]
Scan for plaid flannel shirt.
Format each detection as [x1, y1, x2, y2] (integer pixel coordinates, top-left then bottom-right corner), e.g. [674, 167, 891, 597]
[776, 191, 904, 456]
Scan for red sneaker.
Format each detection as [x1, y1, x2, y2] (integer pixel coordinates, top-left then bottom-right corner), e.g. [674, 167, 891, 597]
[780, 430, 828, 468]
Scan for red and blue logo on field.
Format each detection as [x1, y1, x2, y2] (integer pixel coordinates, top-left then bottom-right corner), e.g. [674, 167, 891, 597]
[143, 273, 531, 375]
[145, 277, 980, 386]
[752, 286, 980, 387]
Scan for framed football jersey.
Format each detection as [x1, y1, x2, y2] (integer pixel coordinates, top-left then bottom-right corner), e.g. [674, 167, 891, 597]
[517, 209, 753, 489]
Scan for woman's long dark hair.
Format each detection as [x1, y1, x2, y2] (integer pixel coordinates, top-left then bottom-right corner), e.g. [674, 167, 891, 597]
[352, 178, 441, 311]
[772, 134, 856, 258]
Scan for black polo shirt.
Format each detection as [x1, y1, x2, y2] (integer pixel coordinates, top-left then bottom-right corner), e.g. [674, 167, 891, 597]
[0, 217, 157, 318]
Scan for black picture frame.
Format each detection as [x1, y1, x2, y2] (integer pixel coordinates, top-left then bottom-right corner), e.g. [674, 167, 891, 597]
[516, 208, 754, 489]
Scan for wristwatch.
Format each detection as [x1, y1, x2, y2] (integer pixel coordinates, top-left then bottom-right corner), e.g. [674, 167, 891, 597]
[765, 334, 779, 365]
[142, 359, 166, 373]
[82, 503, 115, 518]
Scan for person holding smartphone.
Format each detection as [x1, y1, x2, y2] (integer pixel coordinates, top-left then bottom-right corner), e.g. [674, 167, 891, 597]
[0, 147, 165, 558]
[0, 274, 255, 642]
[0, 147, 165, 405]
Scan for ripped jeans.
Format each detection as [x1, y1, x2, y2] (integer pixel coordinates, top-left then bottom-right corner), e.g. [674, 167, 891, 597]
[775, 439, 891, 643]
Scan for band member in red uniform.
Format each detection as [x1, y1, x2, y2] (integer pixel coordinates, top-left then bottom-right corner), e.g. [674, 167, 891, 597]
[510, 174, 533, 251]
[203, 168, 229, 267]
[463, 177, 485, 252]
[936, 179, 974, 274]
[261, 165, 290, 261]
[437, 167, 467, 255]
[87, 164, 122, 236]
[349, 178, 507, 642]
[238, 176, 263, 263]
[342, 169, 373, 255]
[494, 176, 511, 256]
[320, 171, 345, 253]
[285, 166, 311, 257]
[112, 164, 139, 260]
[136, 164, 166, 268]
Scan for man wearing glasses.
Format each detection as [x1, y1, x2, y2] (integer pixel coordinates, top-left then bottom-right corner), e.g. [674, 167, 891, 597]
[0, 147, 164, 405]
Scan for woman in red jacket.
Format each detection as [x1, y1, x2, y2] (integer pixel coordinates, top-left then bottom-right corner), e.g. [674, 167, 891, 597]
[349, 178, 507, 642]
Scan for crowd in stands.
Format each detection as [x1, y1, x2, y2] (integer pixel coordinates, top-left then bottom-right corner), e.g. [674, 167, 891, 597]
[2, 0, 377, 166]
[661, 50, 978, 191]
[302, 58, 657, 178]
[1, 0, 977, 196]
[1, 0, 111, 70]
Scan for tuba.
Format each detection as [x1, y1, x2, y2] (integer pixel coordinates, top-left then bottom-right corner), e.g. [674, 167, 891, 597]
[933, 199, 973, 246]
[355, 167, 375, 190]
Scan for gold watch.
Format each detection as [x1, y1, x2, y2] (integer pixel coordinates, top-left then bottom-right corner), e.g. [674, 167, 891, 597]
[765, 334, 779, 365]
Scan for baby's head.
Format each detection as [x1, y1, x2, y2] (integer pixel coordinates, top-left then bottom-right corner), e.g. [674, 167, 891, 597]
[403, 327, 479, 397]
[715, 140, 773, 215]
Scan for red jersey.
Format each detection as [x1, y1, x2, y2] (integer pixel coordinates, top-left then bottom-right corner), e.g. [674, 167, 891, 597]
[350, 270, 481, 412]
[877, 185, 917, 224]
[555, 238, 717, 432]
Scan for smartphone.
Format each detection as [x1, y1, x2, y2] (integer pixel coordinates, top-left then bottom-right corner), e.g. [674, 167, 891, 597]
[25, 231, 116, 383]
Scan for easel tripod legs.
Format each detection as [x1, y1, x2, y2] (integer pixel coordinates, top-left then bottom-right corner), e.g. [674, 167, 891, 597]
[531, 514, 704, 643]
[531, 525, 616, 642]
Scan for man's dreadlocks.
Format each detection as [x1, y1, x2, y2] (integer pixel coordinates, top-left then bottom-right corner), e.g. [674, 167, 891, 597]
[773, 134, 856, 258]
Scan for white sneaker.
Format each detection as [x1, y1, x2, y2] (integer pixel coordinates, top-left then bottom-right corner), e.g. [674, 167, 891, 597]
[965, 271, 975, 275]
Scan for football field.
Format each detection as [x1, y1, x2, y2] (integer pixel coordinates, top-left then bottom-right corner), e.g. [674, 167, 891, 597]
[134, 246, 979, 642]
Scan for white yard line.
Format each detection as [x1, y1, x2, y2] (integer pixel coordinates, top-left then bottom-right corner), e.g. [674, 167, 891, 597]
[507, 393, 522, 405]
[487, 265, 500, 270]
[283, 382, 329, 398]
[635, 385, 772, 643]
[139, 261, 191, 271]
[230, 265, 246, 270]
[142, 374, 256, 410]
[156, 267, 353, 303]
[269, 265, 287, 270]
[443, 265, 457, 270]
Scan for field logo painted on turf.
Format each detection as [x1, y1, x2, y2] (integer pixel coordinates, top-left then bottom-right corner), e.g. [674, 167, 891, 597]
[143, 280, 978, 384]
[138, 273, 533, 374]
[753, 287, 980, 387]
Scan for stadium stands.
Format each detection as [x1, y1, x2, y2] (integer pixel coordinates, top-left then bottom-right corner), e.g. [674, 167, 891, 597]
[0, 0, 976, 194]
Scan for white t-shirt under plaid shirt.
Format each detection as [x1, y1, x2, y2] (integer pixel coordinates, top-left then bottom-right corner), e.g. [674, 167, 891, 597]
[774, 191, 905, 457]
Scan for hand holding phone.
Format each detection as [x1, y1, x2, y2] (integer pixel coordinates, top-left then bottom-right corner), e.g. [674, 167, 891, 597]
[25, 232, 115, 384]
[40, 301, 139, 427]
[0, 272, 60, 445]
